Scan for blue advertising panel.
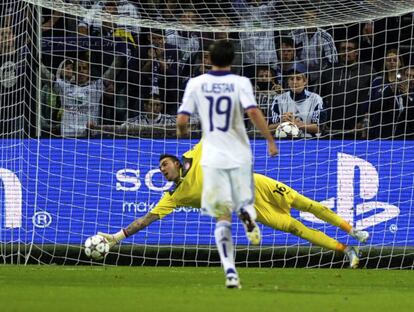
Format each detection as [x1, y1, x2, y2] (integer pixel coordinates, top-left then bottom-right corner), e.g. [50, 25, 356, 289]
[1, 139, 413, 246]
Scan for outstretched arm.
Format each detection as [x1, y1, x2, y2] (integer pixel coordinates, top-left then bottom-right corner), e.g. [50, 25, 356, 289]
[98, 192, 177, 248]
[124, 212, 160, 236]
[98, 212, 160, 248]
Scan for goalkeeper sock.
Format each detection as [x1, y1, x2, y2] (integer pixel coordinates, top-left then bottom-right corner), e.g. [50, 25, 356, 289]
[114, 229, 127, 242]
[288, 218, 346, 252]
[292, 194, 349, 230]
[215, 220, 236, 275]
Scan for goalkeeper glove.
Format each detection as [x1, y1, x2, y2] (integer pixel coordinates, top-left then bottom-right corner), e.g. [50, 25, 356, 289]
[97, 229, 127, 248]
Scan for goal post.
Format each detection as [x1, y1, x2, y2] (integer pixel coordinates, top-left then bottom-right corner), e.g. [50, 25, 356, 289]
[1, 0, 414, 268]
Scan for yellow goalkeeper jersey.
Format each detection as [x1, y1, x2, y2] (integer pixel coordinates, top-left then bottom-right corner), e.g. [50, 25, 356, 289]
[150, 142, 299, 225]
[150, 142, 204, 217]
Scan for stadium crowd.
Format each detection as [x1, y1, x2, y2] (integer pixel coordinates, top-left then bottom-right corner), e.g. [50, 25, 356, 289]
[1, 0, 414, 139]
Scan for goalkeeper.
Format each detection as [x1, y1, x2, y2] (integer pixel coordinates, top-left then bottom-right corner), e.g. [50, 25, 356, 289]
[99, 142, 369, 268]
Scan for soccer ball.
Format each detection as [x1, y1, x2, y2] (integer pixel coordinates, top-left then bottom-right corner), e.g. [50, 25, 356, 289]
[84, 234, 110, 260]
[275, 121, 300, 138]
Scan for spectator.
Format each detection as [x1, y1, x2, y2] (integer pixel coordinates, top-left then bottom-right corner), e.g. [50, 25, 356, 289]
[182, 49, 211, 89]
[368, 49, 412, 139]
[166, 10, 201, 77]
[1, 26, 24, 136]
[0, 25, 15, 55]
[359, 18, 400, 73]
[276, 36, 296, 89]
[204, 16, 242, 75]
[76, 27, 133, 125]
[74, 1, 96, 8]
[76, 0, 138, 81]
[0, 1, 13, 27]
[359, 21, 383, 73]
[194, 50, 212, 76]
[40, 59, 74, 136]
[78, 1, 139, 123]
[105, 25, 139, 123]
[371, 49, 404, 93]
[1, 0, 27, 29]
[237, 0, 278, 80]
[89, 96, 189, 137]
[320, 39, 372, 138]
[0, 26, 41, 137]
[54, 54, 123, 137]
[124, 96, 176, 127]
[41, 7, 83, 38]
[41, 7, 86, 73]
[255, 67, 282, 123]
[395, 65, 414, 139]
[78, 0, 141, 36]
[156, 0, 182, 23]
[181, 49, 211, 98]
[290, 10, 338, 91]
[140, 29, 179, 114]
[269, 63, 325, 138]
[256, 67, 281, 93]
[42, 10, 65, 37]
[101, 79, 128, 124]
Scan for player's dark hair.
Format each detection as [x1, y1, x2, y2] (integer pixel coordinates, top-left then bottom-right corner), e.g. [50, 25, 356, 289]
[63, 59, 74, 67]
[159, 154, 181, 166]
[339, 39, 359, 49]
[104, 1, 117, 7]
[208, 40, 235, 67]
[148, 95, 161, 102]
[256, 66, 276, 77]
[76, 51, 90, 64]
[150, 28, 165, 37]
[386, 48, 404, 68]
[280, 36, 294, 48]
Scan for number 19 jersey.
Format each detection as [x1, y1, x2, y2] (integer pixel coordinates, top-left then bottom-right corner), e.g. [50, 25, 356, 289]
[178, 71, 257, 169]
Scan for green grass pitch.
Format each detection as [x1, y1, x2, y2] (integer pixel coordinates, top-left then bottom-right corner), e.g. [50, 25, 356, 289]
[1, 266, 413, 312]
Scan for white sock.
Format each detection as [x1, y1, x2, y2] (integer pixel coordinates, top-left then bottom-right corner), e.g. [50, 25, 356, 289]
[215, 220, 236, 276]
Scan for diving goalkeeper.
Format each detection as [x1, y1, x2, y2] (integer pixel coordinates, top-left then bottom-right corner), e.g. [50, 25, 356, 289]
[99, 142, 369, 268]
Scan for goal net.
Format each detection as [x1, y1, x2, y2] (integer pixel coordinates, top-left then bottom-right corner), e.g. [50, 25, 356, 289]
[1, 0, 414, 268]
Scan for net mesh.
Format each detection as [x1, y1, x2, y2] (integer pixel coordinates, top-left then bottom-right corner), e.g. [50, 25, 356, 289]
[22, 0, 414, 31]
[0, 0, 413, 268]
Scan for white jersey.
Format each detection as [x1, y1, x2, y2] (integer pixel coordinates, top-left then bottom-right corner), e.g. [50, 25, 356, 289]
[179, 71, 256, 169]
[55, 78, 103, 137]
[271, 90, 324, 137]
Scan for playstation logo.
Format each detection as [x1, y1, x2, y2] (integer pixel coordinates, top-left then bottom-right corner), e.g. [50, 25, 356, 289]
[300, 153, 400, 230]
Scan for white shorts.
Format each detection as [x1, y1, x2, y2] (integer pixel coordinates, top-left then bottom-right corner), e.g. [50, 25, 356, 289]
[201, 165, 256, 219]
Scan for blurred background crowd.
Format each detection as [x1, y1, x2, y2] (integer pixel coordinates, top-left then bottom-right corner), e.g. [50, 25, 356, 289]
[1, 0, 414, 139]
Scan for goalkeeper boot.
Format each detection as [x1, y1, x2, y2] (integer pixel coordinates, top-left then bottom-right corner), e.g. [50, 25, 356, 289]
[350, 229, 370, 243]
[238, 209, 261, 245]
[345, 246, 360, 269]
[225, 269, 241, 289]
